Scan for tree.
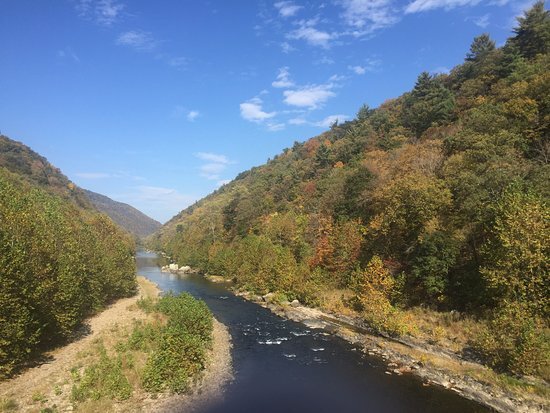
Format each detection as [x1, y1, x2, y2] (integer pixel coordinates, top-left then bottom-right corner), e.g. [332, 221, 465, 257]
[357, 104, 372, 121]
[480, 185, 549, 316]
[512, 0, 550, 59]
[402, 72, 456, 139]
[466, 33, 496, 61]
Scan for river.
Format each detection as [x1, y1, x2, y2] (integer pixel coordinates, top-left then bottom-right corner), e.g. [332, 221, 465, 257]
[137, 250, 490, 413]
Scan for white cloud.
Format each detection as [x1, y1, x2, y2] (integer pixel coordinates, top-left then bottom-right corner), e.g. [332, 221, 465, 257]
[187, 110, 200, 122]
[76, 0, 125, 26]
[168, 56, 187, 68]
[272, 67, 295, 88]
[274, 1, 303, 17]
[348, 58, 382, 74]
[75, 172, 111, 179]
[283, 84, 336, 109]
[267, 122, 286, 131]
[349, 65, 367, 74]
[116, 30, 157, 51]
[337, 0, 399, 32]
[405, 0, 481, 14]
[240, 97, 276, 122]
[281, 42, 296, 53]
[289, 117, 308, 125]
[314, 114, 350, 128]
[470, 14, 490, 27]
[194, 152, 233, 181]
[288, 19, 335, 48]
[57, 47, 80, 63]
[195, 152, 230, 164]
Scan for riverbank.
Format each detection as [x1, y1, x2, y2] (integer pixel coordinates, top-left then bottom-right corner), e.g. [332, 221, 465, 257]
[0, 276, 232, 413]
[231, 289, 548, 413]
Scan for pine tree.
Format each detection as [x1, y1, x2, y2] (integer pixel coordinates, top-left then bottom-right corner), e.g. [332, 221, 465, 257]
[466, 33, 496, 61]
[512, 0, 550, 59]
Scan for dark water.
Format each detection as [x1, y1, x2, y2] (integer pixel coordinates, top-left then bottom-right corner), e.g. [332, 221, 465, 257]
[137, 251, 491, 413]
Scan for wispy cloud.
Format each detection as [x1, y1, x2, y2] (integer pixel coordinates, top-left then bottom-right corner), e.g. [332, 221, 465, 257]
[167, 56, 187, 68]
[195, 152, 230, 164]
[75, 172, 111, 179]
[337, 0, 399, 33]
[348, 58, 382, 74]
[240, 97, 276, 122]
[280, 41, 296, 53]
[116, 30, 157, 51]
[57, 47, 80, 63]
[187, 110, 200, 122]
[283, 83, 336, 109]
[267, 122, 286, 131]
[467, 13, 490, 27]
[76, 0, 125, 26]
[272, 67, 295, 88]
[195, 152, 233, 180]
[405, 0, 481, 14]
[274, 1, 303, 17]
[349, 65, 367, 74]
[288, 19, 335, 48]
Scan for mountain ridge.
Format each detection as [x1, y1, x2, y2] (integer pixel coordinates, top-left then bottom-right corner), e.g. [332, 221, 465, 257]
[84, 189, 161, 238]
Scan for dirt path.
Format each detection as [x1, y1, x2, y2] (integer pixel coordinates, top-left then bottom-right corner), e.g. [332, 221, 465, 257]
[0, 276, 233, 413]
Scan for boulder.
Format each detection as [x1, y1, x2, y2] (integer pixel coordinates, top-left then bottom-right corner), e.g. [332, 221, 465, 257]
[169, 263, 179, 271]
[290, 299, 300, 307]
[262, 292, 275, 302]
[179, 265, 192, 273]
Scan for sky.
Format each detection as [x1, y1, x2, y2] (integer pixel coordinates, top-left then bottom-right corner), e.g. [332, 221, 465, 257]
[0, 0, 538, 223]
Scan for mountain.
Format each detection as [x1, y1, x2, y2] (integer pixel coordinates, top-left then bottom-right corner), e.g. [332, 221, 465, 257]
[84, 189, 161, 238]
[0, 135, 136, 377]
[0, 135, 92, 209]
[151, 3, 549, 380]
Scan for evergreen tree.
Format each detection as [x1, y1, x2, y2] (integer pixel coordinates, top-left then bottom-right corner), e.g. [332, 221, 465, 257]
[466, 33, 496, 61]
[512, 0, 550, 59]
[402, 72, 455, 139]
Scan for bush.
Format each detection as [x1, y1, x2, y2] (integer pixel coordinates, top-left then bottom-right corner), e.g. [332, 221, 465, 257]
[141, 293, 213, 393]
[350, 256, 414, 336]
[473, 302, 550, 378]
[71, 345, 132, 402]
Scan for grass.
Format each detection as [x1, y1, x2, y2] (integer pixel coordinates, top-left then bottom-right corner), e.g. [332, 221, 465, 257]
[0, 398, 18, 412]
[70, 292, 213, 409]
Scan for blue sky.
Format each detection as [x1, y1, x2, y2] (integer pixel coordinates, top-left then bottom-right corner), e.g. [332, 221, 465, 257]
[0, 0, 537, 222]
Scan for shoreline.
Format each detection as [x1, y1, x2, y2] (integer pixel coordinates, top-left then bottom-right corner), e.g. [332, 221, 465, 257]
[230, 288, 547, 413]
[0, 276, 233, 413]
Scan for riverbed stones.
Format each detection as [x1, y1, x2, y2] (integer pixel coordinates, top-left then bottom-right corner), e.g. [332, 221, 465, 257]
[290, 299, 300, 307]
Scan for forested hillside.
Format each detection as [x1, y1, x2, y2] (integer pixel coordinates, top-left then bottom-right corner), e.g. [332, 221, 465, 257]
[0, 137, 137, 378]
[152, 3, 549, 379]
[84, 189, 161, 238]
[0, 135, 92, 209]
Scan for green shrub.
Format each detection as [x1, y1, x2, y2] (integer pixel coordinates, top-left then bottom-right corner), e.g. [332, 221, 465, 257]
[141, 293, 213, 393]
[473, 302, 550, 378]
[71, 345, 132, 402]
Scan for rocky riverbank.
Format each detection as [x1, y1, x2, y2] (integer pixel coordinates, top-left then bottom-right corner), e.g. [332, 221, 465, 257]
[234, 290, 548, 413]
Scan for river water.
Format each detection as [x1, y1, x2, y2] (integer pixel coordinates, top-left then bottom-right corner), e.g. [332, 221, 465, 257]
[137, 250, 490, 413]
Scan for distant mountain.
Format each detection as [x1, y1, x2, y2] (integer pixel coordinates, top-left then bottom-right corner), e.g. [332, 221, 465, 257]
[84, 189, 161, 238]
